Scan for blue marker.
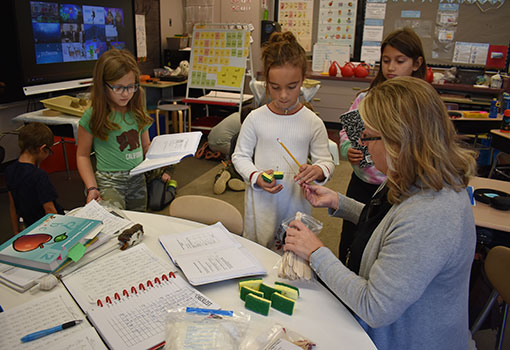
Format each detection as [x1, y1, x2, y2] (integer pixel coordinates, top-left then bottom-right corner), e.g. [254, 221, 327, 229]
[21, 320, 82, 343]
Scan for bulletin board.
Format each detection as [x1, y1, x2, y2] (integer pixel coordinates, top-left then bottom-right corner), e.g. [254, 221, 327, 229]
[187, 24, 251, 92]
[381, 0, 510, 68]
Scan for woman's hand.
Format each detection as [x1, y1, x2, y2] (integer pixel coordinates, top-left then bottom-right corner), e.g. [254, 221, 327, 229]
[256, 170, 283, 194]
[284, 220, 324, 261]
[347, 147, 364, 165]
[301, 183, 339, 210]
[294, 164, 324, 184]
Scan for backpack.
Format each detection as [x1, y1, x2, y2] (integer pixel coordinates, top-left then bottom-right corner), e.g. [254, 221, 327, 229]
[147, 178, 176, 211]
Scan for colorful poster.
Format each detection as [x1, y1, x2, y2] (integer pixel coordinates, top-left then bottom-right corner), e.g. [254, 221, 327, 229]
[278, 0, 314, 52]
[189, 28, 250, 90]
[317, 0, 358, 53]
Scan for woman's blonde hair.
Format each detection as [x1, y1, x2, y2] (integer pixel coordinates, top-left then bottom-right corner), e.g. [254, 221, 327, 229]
[90, 49, 152, 140]
[359, 76, 477, 204]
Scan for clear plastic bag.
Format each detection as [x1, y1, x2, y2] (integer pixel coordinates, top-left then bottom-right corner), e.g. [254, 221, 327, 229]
[276, 212, 323, 281]
[164, 307, 250, 350]
[243, 323, 316, 350]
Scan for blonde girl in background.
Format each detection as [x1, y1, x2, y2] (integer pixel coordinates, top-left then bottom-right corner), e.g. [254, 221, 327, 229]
[232, 31, 335, 248]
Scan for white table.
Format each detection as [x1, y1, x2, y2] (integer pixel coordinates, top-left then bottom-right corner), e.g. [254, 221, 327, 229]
[14, 109, 80, 179]
[14, 109, 80, 141]
[0, 211, 376, 349]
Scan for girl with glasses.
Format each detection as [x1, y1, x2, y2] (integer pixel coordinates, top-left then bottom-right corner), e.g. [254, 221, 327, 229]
[77, 49, 168, 211]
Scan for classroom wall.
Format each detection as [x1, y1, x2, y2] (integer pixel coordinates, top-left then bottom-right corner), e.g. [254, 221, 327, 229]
[160, 0, 263, 78]
[0, 0, 264, 163]
[160, 0, 185, 51]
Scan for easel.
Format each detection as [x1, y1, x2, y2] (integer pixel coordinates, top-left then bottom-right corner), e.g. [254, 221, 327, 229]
[183, 23, 253, 116]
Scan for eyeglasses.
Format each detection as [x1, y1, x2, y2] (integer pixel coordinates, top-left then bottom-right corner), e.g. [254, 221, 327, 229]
[45, 146, 54, 156]
[105, 82, 139, 94]
[359, 136, 382, 142]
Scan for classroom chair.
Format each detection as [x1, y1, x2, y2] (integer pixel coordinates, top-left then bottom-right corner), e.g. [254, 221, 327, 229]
[471, 246, 510, 350]
[155, 100, 191, 134]
[168, 195, 243, 235]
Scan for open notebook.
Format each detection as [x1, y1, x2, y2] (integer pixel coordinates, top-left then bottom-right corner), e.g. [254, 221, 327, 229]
[0, 289, 106, 349]
[159, 222, 266, 286]
[62, 244, 218, 350]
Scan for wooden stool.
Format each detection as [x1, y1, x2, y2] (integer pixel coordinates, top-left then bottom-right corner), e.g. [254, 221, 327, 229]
[155, 103, 191, 134]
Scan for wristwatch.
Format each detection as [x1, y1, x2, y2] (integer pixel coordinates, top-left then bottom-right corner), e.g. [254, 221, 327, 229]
[87, 186, 100, 194]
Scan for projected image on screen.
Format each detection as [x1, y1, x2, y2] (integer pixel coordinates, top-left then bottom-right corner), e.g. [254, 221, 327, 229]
[29, 1, 126, 65]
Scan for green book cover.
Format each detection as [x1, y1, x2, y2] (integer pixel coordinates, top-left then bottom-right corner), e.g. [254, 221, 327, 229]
[0, 214, 103, 273]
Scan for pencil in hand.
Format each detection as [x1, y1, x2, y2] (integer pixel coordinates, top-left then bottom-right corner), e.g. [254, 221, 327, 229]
[277, 138, 301, 167]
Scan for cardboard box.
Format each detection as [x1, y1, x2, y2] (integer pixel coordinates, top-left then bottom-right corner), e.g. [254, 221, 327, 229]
[167, 36, 189, 50]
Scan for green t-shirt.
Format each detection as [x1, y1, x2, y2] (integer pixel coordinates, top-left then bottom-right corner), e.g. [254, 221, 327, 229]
[80, 109, 151, 172]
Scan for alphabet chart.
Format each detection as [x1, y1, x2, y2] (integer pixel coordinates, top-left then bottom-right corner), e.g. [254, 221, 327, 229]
[188, 24, 251, 91]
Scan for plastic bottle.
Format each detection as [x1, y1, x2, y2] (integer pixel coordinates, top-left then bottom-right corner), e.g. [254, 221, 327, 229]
[503, 92, 510, 111]
[489, 98, 498, 118]
[501, 109, 510, 132]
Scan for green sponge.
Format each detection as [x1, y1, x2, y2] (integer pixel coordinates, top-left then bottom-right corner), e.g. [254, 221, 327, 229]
[274, 281, 300, 300]
[271, 292, 295, 315]
[259, 283, 279, 300]
[240, 286, 264, 301]
[261, 172, 274, 183]
[245, 293, 271, 316]
[273, 171, 284, 180]
[238, 278, 262, 292]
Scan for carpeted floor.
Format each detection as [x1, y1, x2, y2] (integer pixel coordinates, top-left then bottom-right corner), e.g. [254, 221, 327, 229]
[157, 155, 353, 257]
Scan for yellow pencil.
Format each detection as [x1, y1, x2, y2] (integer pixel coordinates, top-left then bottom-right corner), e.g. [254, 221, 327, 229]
[277, 138, 301, 167]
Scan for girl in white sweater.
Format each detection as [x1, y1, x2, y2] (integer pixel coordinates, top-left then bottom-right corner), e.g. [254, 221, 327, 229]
[232, 32, 334, 248]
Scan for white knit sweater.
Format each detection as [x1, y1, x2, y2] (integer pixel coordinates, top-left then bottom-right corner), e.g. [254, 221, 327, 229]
[232, 104, 335, 247]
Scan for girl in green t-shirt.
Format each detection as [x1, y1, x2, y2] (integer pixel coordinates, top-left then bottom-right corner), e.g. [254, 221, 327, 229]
[77, 49, 169, 211]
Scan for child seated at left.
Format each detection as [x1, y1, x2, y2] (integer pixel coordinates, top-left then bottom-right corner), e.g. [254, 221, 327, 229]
[5, 122, 64, 234]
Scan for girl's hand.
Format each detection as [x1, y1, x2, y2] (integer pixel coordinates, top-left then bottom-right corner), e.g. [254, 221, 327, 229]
[284, 220, 324, 261]
[301, 183, 339, 210]
[257, 170, 283, 194]
[161, 172, 171, 183]
[86, 188, 102, 204]
[347, 147, 364, 165]
[294, 164, 324, 184]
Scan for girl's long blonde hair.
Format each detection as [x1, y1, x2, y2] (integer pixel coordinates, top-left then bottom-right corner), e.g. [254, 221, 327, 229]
[89, 49, 152, 140]
[359, 77, 477, 204]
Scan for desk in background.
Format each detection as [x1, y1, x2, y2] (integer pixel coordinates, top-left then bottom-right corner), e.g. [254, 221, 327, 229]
[451, 115, 503, 136]
[13, 109, 80, 179]
[470, 177, 510, 248]
[0, 211, 376, 349]
[141, 79, 187, 109]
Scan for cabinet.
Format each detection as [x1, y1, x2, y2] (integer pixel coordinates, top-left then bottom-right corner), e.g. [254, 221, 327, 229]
[307, 74, 371, 124]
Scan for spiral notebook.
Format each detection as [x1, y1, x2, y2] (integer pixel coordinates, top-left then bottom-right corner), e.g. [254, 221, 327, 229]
[62, 244, 219, 350]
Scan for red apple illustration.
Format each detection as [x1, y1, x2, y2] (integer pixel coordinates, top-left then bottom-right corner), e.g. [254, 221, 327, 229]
[13, 234, 52, 252]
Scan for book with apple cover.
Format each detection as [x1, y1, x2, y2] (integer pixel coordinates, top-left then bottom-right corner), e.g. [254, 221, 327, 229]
[0, 214, 103, 273]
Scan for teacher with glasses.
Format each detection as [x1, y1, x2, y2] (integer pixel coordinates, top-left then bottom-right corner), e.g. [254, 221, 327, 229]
[285, 77, 478, 350]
